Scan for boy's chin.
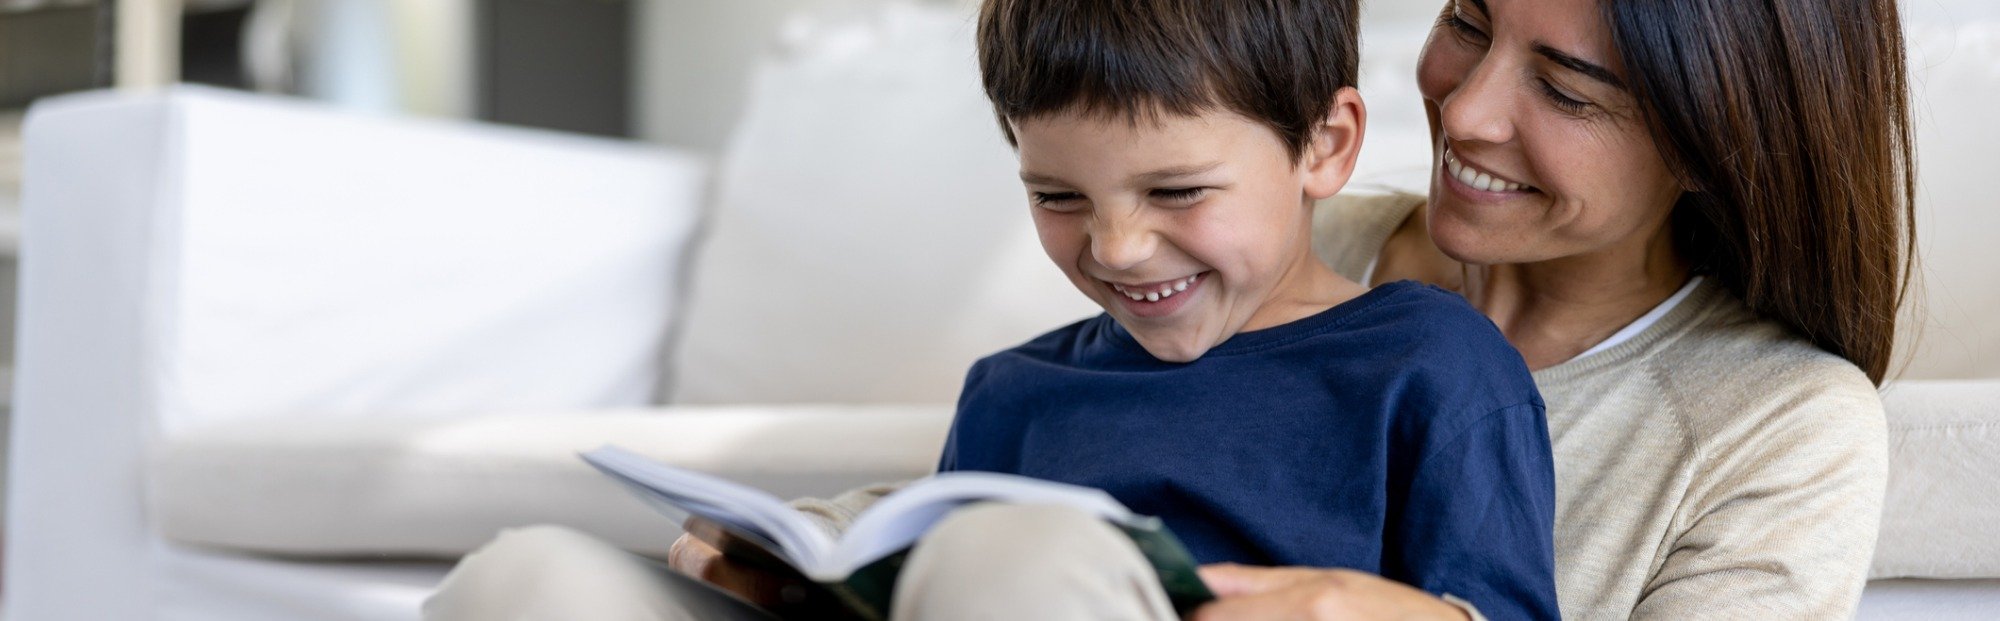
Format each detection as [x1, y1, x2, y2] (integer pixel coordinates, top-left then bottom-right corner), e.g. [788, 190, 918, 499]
[1128, 332, 1214, 363]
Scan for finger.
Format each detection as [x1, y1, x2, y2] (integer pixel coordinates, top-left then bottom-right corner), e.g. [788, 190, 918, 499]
[1186, 589, 1296, 621]
[1197, 563, 1316, 598]
[701, 560, 792, 605]
[683, 517, 733, 550]
[667, 534, 721, 574]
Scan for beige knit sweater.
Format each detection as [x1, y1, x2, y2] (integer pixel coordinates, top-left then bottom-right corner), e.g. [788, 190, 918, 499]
[1316, 192, 1888, 619]
[795, 192, 1889, 620]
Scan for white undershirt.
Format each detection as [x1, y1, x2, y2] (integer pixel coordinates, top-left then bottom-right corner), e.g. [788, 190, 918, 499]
[1362, 258, 1704, 364]
[1571, 276, 1704, 361]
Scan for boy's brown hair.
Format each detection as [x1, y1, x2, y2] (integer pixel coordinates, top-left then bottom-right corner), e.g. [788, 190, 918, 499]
[977, 0, 1362, 161]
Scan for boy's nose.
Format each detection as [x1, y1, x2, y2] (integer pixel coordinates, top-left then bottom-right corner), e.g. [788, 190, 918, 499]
[1089, 216, 1158, 272]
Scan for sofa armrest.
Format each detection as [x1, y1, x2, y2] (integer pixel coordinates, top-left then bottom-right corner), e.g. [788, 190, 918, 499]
[7, 86, 704, 620]
[150, 405, 951, 558]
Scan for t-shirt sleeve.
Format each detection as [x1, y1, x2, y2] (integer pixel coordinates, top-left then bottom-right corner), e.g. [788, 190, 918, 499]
[1388, 401, 1560, 621]
[936, 357, 998, 473]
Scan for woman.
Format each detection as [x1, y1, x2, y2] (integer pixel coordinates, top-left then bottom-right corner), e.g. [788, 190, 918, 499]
[1196, 0, 1912, 618]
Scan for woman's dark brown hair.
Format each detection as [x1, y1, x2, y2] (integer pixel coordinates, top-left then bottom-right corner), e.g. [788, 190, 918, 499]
[1607, 0, 1917, 384]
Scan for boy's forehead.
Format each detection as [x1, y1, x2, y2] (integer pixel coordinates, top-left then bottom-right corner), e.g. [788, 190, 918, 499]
[1010, 109, 1286, 182]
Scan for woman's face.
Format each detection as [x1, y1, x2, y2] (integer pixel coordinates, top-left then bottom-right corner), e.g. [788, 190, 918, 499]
[1416, 0, 1685, 266]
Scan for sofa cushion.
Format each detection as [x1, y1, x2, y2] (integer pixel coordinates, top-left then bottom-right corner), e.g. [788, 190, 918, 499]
[149, 406, 951, 558]
[668, 4, 1101, 405]
[149, 382, 2000, 574]
[1872, 381, 2000, 579]
[42, 87, 710, 432]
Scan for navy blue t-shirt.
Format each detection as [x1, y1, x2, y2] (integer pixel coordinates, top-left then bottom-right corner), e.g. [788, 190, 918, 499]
[938, 281, 1559, 620]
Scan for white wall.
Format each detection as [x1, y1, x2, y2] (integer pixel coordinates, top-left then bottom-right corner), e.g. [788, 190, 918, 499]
[632, 0, 970, 153]
[631, 0, 1448, 154]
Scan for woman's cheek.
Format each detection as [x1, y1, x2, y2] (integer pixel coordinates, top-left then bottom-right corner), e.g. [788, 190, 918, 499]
[1415, 34, 1469, 104]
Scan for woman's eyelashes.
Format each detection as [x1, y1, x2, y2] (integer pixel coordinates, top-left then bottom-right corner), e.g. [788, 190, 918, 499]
[1443, 13, 1488, 43]
[1536, 79, 1593, 114]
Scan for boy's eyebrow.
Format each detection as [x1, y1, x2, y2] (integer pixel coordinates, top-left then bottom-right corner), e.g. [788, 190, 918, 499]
[1020, 171, 1069, 186]
[1019, 163, 1223, 186]
[1133, 162, 1223, 184]
[1533, 43, 1627, 90]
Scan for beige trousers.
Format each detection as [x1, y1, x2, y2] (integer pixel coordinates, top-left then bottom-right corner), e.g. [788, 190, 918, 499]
[423, 504, 1180, 621]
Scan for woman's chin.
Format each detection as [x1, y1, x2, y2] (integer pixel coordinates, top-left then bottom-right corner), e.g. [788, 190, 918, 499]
[1426, 202, 1545, 266]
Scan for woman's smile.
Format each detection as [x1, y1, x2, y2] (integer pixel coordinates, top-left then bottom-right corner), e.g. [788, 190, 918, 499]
[1442, 144, 1538, 194]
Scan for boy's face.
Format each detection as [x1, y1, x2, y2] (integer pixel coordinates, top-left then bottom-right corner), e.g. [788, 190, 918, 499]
[1012, 109, 1347, 362]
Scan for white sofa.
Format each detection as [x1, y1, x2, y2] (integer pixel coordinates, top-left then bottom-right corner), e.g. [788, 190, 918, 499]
[9, 2, 2000, 620]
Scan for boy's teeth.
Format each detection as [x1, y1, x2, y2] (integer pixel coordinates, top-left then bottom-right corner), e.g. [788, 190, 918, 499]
[1112, 274, 1201, 302]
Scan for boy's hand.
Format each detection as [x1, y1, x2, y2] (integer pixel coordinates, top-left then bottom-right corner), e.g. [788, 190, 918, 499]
[1188, 564, 1473, 621]
[667, 517, 806, 609]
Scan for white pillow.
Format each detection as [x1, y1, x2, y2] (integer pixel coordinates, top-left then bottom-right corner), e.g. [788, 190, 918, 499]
[672, 4, 1096, 404]
[155, 88, 706, 430]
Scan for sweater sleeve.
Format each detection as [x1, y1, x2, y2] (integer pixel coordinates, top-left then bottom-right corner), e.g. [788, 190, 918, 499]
[1632, 381, 1888, 619]
[1391, 402, 1560, 621]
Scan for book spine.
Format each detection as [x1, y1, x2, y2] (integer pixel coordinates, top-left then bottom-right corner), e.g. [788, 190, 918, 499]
[1114, 519, 1217, 615]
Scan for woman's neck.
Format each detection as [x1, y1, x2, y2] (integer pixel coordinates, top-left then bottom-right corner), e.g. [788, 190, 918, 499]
[1381, 205, 1691, 371]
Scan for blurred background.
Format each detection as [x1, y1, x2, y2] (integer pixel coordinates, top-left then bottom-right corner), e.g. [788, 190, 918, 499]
[0, 0, 996, 504]
[1, 4, 945, 556]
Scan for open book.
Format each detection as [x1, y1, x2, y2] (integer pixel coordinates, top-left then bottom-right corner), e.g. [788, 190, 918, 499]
[580, 445, 1215, 620]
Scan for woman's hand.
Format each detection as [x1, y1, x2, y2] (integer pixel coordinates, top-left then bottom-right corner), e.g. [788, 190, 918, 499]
[667, 517, 806, 608]
[1189, 563, 1472, 621]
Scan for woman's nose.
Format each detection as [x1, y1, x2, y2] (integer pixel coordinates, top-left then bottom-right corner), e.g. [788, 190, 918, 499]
[1436, 55, 1517, 146]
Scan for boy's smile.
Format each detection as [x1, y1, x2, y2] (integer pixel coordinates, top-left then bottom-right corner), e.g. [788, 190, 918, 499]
[1102, 272, 1207, 318]
[1010, 104, 1365, 362]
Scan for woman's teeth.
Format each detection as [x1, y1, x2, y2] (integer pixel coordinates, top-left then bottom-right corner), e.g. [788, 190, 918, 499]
[1445, 148, 1534, 193]
[1111, 274, 1199, 302]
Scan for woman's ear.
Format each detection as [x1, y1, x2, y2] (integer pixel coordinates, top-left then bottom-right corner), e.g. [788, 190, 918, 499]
[1303, 88, 1367, 200]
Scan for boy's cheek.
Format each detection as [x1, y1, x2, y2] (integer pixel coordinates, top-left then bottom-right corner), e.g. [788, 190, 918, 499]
[1030, 216, 1088, 273]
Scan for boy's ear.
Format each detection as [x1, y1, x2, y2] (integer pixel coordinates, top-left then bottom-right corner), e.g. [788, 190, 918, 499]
[1302, 88, 1367, 201]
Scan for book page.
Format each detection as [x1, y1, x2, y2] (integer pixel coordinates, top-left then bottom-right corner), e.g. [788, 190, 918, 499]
[827, 472, 1136, 576]
[581, 446, 837, 571]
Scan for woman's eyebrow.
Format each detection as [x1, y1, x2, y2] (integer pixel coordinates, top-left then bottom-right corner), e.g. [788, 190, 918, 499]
[1533, 43, 1628, 90]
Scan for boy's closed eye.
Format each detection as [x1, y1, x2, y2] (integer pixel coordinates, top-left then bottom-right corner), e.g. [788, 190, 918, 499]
[1150, 187, 1209, 205]
[1031, 191, 1085, 211]
[1029, 187, 1212, 211]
